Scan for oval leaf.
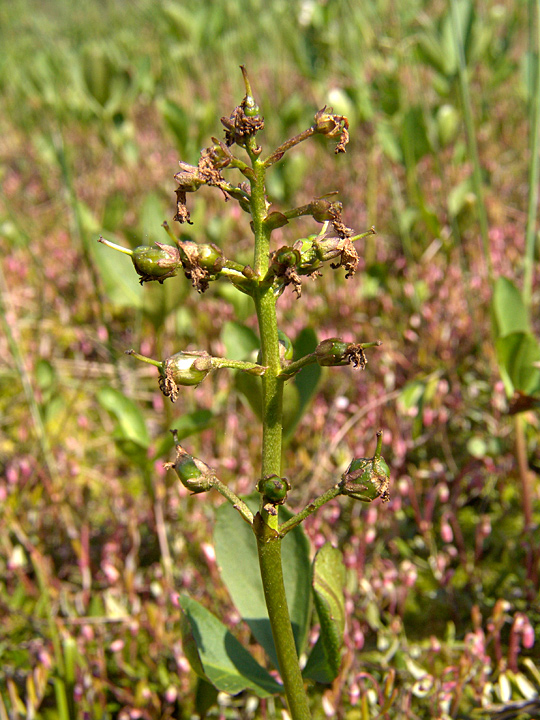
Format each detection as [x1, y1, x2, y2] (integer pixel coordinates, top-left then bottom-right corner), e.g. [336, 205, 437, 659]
[221, 321, 260, 361]
[495, 332, 540, 397]
[179, 595, 283, 698]
[153, 410, 213, 459]
[492, 276, 530, 338]
[214, 495, 311, 669]
[97, 386, 150, 449]
[284, 327, 321, 441]
[303, 543, 345, 684]
[91, 234, 143, 309]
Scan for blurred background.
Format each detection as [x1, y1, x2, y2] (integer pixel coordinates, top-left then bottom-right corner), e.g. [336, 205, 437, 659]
[1, 0, 539, 717]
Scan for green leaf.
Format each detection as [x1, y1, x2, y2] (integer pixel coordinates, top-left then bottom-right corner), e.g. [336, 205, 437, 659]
[492, 276, 530, 338]
[91, 233, 143, 309]
[284, 327, 321, 440]
[216, 284, 253, 322]
[153, 410, 214, 459]
[35, 359, 56, 391]
[160, 98, 190, 150]
[97, 386, 150, 449]
[221, 321, 260, 360]
[194, 678, 218, 718]
[232, 327, 321, 438]
[303, 544, 345, 684]
[495, 332, 540, 397]
[214, 495, 311, 669]
[179, 595, 283, 698]
[234, 370, 263, 420]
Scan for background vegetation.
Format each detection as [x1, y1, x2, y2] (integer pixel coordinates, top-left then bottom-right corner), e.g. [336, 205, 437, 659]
[1, 0, 539, 717]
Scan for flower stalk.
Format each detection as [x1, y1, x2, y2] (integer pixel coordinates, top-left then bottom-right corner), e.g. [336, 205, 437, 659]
[98, 68, 389, 720]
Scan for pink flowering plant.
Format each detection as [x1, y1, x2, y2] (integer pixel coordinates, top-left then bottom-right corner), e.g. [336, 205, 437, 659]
[99, 68, 390, 719]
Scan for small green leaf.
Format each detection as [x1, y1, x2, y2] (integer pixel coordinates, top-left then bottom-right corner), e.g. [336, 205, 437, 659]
[179, 595, 283, 698]
[154, 410, 213, 459]
[216, 284, 253, 322]
[495, 332, 540, 397]
[234, 370, 263, 420]
[92, 234, 143, 309]
[303, 544, 345, 684]
[214, 495, 311, 669]
[492, 276, 530, 338]
[97, 386, 150, 449]
[221, 321, 260, 360]
[284, 327, 321, 440]
[35, 359, 56, 391]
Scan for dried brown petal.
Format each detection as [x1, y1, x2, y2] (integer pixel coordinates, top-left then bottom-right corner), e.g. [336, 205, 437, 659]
[174, 188, 192, 225]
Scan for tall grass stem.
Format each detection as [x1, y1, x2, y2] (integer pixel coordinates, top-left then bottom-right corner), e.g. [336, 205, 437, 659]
[523, 0, 540, 308]
[450, 0, 493, 285]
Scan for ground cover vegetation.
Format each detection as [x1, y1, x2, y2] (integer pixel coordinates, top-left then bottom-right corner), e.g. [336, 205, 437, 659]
[0, 0, 539, 718]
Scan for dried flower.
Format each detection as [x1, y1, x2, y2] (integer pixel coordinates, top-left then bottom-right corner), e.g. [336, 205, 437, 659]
[314, 106, 350, 153]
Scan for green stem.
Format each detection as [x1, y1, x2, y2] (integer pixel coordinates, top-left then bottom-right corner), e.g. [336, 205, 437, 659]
[277, 353, 318, 379]
[211, 478, 254, 525]
[279, 485, 342, 537]
[247, 137, 312, 719]
[450, 0, 493, 285]
[523, 0, 540, 308]
[257, 536, 311, 719]
[515, 414, 533, 530]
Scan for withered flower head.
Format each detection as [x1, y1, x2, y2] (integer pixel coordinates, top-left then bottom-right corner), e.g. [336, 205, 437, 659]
[315, 338, 368, 368]
[314, 106, 350, 153]
[312, 235, 360, 278]
[176, 239, 225, 293]
[174, 162, 205, 225]
[269, 246, 304, 297]
[221, 66, 264, 147]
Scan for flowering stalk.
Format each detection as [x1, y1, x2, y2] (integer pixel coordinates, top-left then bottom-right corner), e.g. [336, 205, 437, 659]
[98, 68, 390, 720]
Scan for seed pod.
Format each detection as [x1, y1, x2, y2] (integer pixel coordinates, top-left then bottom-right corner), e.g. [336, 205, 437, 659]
[159, 351, 212, 401]
[165, 441, 214, 494]
[221, 67, 264, 147]
[176, 239, 225, 292]
[314, 338, 376, 369]
[131, 243, 182, 284]
[340, 432, 390, 503]
[313, 106, 350, 153]
[97, 237, 181, 284]
[257, 475, 290, 504]
[314, 338, 351, 366]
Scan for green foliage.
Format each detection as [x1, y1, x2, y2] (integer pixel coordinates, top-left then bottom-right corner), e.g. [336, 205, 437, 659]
[492, 277, 540, 397]
[1, 0, 539, 718]
[214, 496, 312, 668]
[303, 543, 345, 684]
[179, 595, 283, 697]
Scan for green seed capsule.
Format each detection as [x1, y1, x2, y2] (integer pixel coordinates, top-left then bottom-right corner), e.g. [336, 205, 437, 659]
[131, 243, 181, 284]
[196, 244, 225, 272]
[166, 444, 214, 494]
[314, 338, 350, 366]
[340, 432, 390, 503]
[342, 459, 385, 502]
[159, 351, 212, 402]
[257, 475, 290, 504]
